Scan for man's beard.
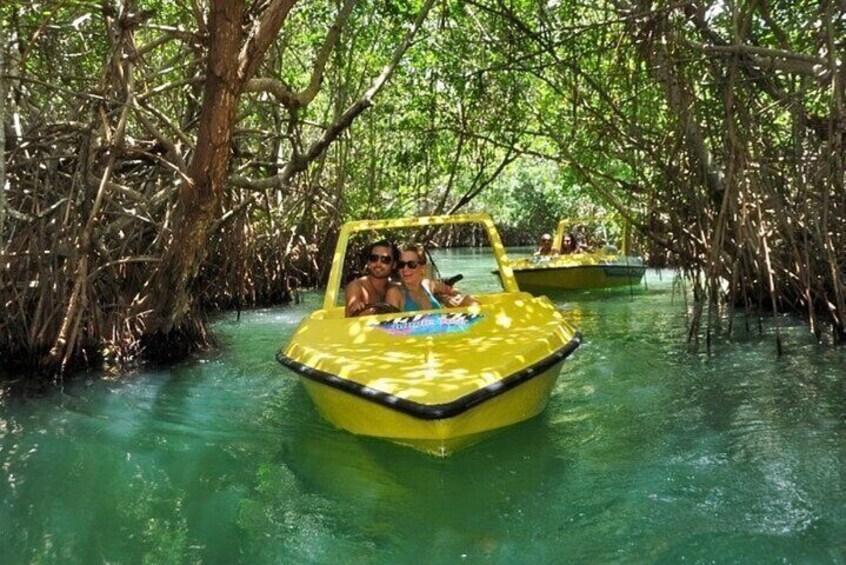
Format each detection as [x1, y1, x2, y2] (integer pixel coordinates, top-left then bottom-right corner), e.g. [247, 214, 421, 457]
[369, 270, 390, 280]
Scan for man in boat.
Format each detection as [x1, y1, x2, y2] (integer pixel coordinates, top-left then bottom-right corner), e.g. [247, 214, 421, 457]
[534, 233, 557, 257]
[344, 240, 399, 317]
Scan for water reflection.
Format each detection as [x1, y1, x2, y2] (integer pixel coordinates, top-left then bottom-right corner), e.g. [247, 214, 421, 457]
[245, 397, 573, 562]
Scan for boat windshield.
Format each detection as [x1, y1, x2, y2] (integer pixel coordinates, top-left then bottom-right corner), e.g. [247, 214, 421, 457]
[552, 216, 637, 255]
[325, 214, 518, 311]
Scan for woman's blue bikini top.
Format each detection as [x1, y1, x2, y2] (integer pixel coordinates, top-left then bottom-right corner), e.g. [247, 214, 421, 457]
[403, 284, 442, 311]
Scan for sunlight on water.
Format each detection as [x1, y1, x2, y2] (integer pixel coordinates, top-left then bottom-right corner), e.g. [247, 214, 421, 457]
[1, 250, 844, 563]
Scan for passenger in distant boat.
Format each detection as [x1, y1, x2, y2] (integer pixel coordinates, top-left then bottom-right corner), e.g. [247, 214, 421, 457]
[386, 242, 477, 312]
[344, 239, 399, 317]
[534, 233, 557, 257]
[560, 232, 581, 254]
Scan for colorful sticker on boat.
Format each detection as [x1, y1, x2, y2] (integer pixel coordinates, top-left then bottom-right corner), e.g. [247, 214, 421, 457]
[372, 312, 483, 336]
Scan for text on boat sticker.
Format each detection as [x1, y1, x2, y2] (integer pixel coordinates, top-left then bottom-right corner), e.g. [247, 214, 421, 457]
[372, 312, 483, 336]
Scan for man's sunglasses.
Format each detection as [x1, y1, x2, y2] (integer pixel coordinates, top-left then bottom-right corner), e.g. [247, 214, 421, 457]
[397, 260, 423, 270]
[368, 254, 393, 265]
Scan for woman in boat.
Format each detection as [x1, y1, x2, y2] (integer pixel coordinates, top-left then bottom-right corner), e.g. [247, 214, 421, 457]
[386, 242, 476, 312]
[561, 232, 581, 254]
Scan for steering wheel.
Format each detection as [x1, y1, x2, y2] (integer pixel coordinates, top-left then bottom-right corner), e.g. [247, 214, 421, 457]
[353, 302, 401, 317]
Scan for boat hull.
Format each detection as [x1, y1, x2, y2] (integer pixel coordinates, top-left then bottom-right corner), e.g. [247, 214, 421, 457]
[298, 357, 566, 456]
[277, 296, 580, 456]
[512, 263, 645, 292]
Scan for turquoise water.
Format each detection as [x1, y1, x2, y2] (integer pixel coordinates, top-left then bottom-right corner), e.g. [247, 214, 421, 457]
[1, 250, 844, 563]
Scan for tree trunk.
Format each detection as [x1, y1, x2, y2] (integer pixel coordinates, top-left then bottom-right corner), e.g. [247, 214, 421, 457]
[146, 0, 297, 338]
[141, 0, 429, 351]
[148, 0, 244, 333]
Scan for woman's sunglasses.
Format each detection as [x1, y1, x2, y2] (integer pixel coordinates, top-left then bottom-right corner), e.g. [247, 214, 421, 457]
[397, 260, 423, 270]
[368, 254, 393, 265]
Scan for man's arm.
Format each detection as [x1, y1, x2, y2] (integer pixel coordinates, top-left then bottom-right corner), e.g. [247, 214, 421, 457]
[345, 279, 366, 317]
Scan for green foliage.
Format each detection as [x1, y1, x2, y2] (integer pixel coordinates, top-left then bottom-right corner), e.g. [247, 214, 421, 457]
[476, 158, 608, 244]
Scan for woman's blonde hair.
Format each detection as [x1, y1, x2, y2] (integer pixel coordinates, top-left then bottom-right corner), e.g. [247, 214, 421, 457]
[399, 242, 427, 263]
[398, 242, 435, 277]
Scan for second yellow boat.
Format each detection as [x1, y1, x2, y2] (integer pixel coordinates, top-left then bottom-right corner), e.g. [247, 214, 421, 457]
[506, 217, 646, 293]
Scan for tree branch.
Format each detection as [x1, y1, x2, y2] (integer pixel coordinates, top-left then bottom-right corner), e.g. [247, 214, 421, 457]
[295, 0, 357, 108]
[238, 0, 298, 84]
[281, 0, 436, 180]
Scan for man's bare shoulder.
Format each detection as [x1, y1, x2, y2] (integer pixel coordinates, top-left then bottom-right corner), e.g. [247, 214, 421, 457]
[345, 276, 366, 292]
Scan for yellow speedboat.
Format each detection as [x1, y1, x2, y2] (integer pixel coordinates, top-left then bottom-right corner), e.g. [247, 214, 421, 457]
[277, 214, 581, 456]
[507, 218, 646, 293]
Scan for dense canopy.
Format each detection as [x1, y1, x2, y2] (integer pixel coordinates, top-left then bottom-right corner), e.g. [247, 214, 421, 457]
[1, 0, 844, 374]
